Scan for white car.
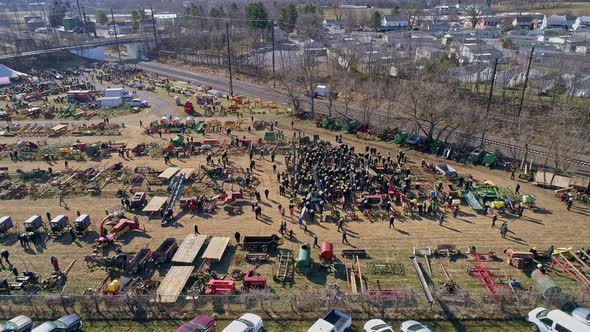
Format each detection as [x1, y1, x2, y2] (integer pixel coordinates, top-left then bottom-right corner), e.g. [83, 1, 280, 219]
[400, 320, 431, 332]
[129, 99, 148, 107]
[222, 313, 263, 332]
[527, 307, 590, 332]
[363, 319, 393, 332]
[572, 307, 590, 326]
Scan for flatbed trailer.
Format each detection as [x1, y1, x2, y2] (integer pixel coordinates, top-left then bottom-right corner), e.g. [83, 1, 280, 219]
[242, 234, 282, 252]
[172, 234, 208, 264]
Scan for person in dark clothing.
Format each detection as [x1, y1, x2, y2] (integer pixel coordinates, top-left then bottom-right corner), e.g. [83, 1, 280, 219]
[389, 216, 395, 228]
[46, 211, 51, 222]
[337, 218, 344, 232]
[547, 245, 555, 258]
[264, 188, 269, 200]
[194, 223, 200, 234]
[342, 230, 349, 244]
[234, 231, 241, 244]
[500, 223, 508, 239]
[313, 235, 319, 248]
[515, 183, 520, 194]
[0, 249, 9, 265]
[491, 214, 497, 228]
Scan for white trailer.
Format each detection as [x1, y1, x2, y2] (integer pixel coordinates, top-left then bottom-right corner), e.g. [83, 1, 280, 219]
[104, 88, 131, 100]
[97, 96, 123, 108]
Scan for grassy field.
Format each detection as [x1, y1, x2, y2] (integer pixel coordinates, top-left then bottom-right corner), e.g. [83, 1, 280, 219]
[323, 8, 391, 21]
[81, 319, 531, 331]
[324, 2, 590, 19]
[492, 1, 590, 16]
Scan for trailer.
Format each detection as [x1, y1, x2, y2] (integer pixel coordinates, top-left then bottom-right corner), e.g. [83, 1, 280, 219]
[242, 234, 283, 252]
[172, 234, 208, 264]
[73, 214, 91, 235]
[130, 192, 147, 210]
[49, 215, 69, 235]
[202, 237, 230, 263]
[156, 265, 195, 303]
[97, 97, 122, 108]
[125, 249, 152, 275]
[23, 215, 43, 232]
[435, 164, 457, 177]
[0, 216, 13, 237]
[151, 238, 178, 265]
[242, 270, 267, 291]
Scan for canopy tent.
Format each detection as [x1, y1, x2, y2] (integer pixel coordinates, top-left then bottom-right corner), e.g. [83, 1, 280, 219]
[0, 65, 27, 79]
[0, 77, 10, 86]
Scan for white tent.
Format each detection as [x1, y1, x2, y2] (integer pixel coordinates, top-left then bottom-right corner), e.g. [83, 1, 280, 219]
[0, 65, 27, 79]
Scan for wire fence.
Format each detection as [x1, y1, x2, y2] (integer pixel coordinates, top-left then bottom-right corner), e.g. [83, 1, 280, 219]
[0, 286, 586, 321]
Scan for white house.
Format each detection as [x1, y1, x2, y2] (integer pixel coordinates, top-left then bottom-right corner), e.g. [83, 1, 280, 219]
[323, 19, 343, 30]
[541, 15, 568, 29]
[381, 15, 409, 30]
[573, 16, 590, 30]
[460, 43, 501, 63]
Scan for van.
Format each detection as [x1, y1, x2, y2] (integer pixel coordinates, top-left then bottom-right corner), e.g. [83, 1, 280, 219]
[527, 307, 590, 332]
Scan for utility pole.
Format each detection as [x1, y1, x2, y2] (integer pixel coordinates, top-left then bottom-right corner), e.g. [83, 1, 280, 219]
[518, 47, 534, 120]
[150, 6, 158, 49]
[480, 57, 498, 147]
[75, 0, 86, 36]
[111, 8, 121, 62]
[82, 7, 90, 38]
[226, 22, 233, 96]
[271, 20, 275, 88]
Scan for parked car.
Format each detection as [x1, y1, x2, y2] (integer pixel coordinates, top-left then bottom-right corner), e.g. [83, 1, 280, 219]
[222, 313, 263, 332]
[32, 314, 81, 332]
[363, 319, 393, 332]
[400, 320, 431, 332]
[527, 307, 590, 332]
[0, 315, 34, 332]
[128, 99, 148, 107]
[176, 315, 215, 332]
[572, 307, 590, 326]
[308, 309, 351, 332]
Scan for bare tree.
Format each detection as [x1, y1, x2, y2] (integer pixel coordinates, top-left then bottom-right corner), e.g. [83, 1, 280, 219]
[278, 49, 303, 112]
[397, 80, 472, 142]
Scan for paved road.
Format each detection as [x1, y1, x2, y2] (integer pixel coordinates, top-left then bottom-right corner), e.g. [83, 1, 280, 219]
[137, 61, 590, 173]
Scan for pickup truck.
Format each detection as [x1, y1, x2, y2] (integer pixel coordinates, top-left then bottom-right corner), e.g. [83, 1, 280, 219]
[128, 99, 149, 107]
[222, 313, 263, 332]
[308, 309, 352, 332]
